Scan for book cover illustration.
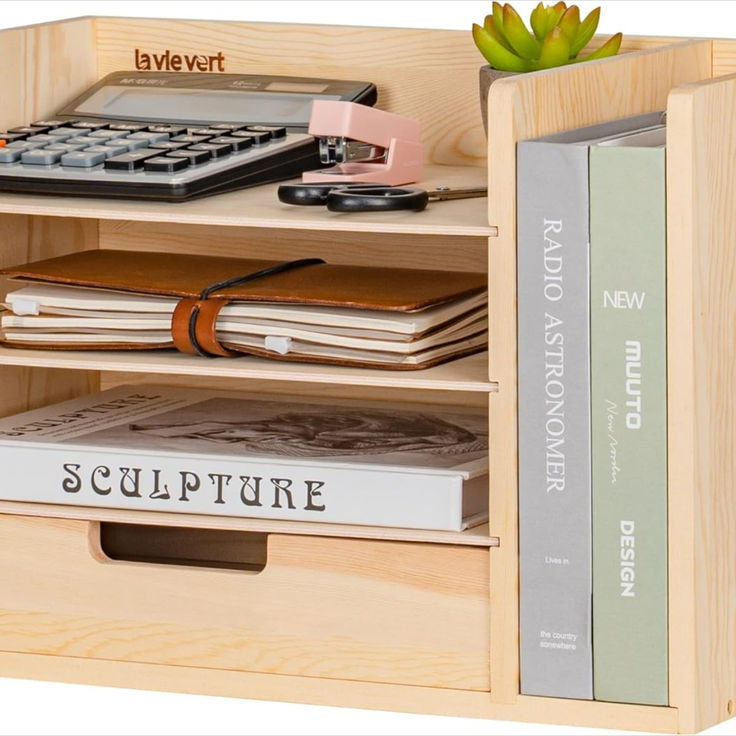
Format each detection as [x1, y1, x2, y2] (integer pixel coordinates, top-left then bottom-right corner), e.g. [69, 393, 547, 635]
[76, 396, 488, 469]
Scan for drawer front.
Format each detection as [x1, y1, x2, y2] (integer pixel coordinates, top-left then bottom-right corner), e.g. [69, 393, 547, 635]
[0, 514, 490, 690]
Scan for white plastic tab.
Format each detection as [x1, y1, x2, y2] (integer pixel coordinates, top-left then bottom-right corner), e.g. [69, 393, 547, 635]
[11, 298, 40, 316]
[265, 335, 292, 355]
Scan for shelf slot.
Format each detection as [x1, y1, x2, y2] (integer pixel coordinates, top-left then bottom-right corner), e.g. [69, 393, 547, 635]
[0, 501, 499, 547]
[0, 347, 497, 393]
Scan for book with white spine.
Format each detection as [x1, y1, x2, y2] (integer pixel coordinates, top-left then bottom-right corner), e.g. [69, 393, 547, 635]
[0, 385, 489, 531]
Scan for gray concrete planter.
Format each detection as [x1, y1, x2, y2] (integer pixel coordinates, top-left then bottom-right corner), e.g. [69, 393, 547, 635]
[479, 65, 518, 135]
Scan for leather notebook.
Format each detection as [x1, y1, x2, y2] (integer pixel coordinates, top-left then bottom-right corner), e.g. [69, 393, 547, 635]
[1, 249, 487, 370]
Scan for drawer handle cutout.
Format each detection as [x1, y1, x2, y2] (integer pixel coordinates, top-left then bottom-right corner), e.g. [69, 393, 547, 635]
[97, 522, 268, 573]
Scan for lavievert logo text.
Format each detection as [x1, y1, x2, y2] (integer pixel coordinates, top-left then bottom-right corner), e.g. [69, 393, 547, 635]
[134, 48, 226, 72]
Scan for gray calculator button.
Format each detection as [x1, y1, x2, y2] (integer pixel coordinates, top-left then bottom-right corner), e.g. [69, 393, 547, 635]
[99, 142, 132, 156]
[126, 131, 170, 143]
[60, 150, 106, 167]
[67, 136, 100, 147]
[7, 140, 46, 149]
[21, 149, 64, 165]
[0, 148, 25, 162]
[125, 138, 153, 151]
[48, 127, 82, 136]
[26, 134, 61, 143]
[88, 129, 130, 140]
[79, 144, 127, 157]
[44, 141, 91, 152]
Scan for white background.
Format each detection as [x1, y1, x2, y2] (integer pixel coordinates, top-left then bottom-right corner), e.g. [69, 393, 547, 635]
[0, 2, 735, 735]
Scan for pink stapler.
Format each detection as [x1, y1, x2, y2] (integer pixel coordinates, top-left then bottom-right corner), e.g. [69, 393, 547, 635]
[303, 100, 423, 186]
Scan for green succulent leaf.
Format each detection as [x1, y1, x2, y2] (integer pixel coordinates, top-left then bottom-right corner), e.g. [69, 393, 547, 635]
[558, 5, 580, 43]
[573, 31, 622, 62]
[570, 6, 601, 56]
[492, 1, 505, 33]
[534, 25, 571, 69]
[546, 1, 568, 30]
[502, 3, 542, 61]
[473, 23, 531, 72]
[530, 2, 549, 41]
[473, 4, 621, 72]
[484, 14, 515, 52]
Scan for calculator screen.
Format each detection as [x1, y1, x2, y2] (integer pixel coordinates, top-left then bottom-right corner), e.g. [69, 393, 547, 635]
[73, 86, 342, 125]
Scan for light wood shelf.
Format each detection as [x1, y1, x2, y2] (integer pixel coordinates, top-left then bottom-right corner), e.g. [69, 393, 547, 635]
[0, 164, 494, 236]
[1, 14, 736, 736]
[0, 500, 497, 547]
[0, 347, 496, 392]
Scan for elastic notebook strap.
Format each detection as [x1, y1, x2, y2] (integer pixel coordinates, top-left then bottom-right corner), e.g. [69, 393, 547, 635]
[171, 258, 326, 358]
[198, 258, 326, 300]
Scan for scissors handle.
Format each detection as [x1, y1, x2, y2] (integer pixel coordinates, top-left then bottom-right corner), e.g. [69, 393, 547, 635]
[277, 182, 390, 206]
[327, 186, 429, 212]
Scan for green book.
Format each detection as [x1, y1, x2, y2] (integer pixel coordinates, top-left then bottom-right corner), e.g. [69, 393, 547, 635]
[589, 132, 668, 705]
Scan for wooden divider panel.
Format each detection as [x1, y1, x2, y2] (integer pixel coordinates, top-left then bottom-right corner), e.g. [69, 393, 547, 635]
[485, 39, 713, 703]
[667, 71, 736, 734]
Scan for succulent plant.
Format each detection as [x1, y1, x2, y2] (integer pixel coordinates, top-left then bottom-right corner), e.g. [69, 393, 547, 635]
[473, 2, 622, 72]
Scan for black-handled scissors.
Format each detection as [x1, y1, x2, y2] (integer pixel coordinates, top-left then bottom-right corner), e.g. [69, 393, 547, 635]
[277, 182, 487, 213]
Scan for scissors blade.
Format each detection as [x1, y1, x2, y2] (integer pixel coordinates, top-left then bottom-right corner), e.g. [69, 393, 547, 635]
[427, 186, 488, 201]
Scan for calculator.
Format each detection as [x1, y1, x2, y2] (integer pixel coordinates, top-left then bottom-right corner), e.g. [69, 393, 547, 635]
[0, 71, 376, 201]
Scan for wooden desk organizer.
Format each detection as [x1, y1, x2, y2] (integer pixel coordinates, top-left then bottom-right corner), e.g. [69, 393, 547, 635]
[0, 15, 734, 734]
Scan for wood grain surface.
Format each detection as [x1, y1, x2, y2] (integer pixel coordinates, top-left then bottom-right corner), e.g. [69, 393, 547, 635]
[0, 514, 491, 690]
[98, 220, 489, 273]
[0, 649, 679, 732]
[0, 17, 96, 133]
[0, 165, 493, 237]
[94, 18, 487, 167]
[667, 72, 736, 733]
[0, 501, 498, 548]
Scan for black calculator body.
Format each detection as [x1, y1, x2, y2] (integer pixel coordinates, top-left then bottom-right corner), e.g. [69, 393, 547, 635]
[0, 72, 376, 201]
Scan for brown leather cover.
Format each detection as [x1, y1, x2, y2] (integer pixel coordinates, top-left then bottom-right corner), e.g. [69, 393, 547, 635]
[1, 250, 487, 369]
[2, 249, 486, 311]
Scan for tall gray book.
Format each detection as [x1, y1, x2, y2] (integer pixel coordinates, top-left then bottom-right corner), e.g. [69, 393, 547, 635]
[517, 112, 666, 699]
